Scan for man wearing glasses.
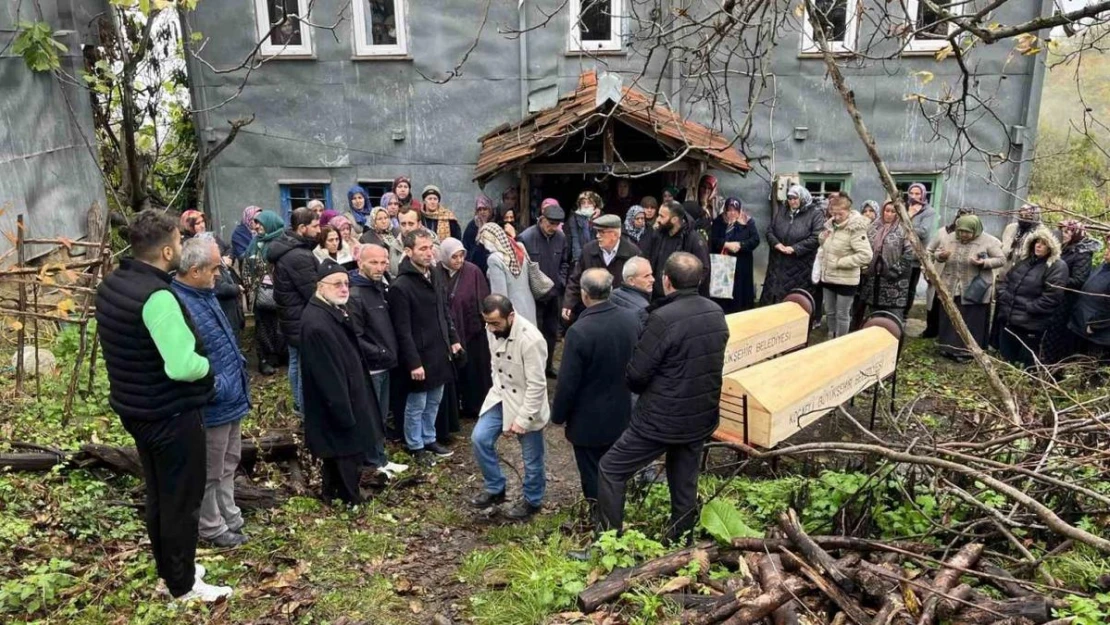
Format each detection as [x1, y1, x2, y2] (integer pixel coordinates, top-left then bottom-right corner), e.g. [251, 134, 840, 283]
[299, 260, 381, 504]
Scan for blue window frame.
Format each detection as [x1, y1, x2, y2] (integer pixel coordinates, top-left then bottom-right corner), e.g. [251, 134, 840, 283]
[280, 183, 332, 221]
[358, 180, 394, 208]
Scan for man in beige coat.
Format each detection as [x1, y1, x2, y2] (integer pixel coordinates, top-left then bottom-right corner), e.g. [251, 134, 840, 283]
[469, 294, 550, 520]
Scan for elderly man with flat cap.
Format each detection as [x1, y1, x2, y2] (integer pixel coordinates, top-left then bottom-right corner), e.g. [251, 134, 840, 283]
[518, 199, 570, 377]
[562, 213, 641, 323]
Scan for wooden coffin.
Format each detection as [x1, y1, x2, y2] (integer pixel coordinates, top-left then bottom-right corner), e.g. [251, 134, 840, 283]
[722, 302, 810, 375]
[716, 326, 899, 448]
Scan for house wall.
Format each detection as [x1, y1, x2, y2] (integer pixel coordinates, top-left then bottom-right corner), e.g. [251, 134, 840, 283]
[0, 0, 108, 259]
[187, 0, 1047, 264]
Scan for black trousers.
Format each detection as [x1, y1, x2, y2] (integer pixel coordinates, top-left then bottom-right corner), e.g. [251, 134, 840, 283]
[321, 454, 364, 504]
[572, 444, 611, 502]
[123, 409, 206, 598]
[903, 267, 922, 319]
[999, 326, 1044, 369]
[597, 428, 704, 544]
[537, 296, 561, 370]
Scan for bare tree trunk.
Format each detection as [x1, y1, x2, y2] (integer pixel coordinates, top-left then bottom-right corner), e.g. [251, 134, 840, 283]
[806, 3, 1020, 425]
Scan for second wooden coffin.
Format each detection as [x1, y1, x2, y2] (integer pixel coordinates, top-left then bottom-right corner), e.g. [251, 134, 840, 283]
[722, 302, 810, 375]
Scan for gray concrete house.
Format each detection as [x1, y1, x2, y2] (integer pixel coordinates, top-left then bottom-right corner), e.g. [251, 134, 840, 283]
[185, 0, 1048, 263]
[0, 1, 108, 258]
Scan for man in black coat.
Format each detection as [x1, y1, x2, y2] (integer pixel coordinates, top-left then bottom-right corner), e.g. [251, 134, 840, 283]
[517, 200, 569, 377]
[266, 207, 320, 414]
[347, 244, 408, 479]
[644, 201, 711, 299]
[552, 269, 638, 505]
[563, 214, 641, 322]
[300, 261, 378, 504]
[597, 252, 729, 544]
[609, 256, 654, 332]
[388, 228, 462, 462]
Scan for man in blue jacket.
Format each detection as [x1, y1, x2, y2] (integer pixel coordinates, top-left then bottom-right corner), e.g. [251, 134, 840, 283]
[172, 234, 251, 548]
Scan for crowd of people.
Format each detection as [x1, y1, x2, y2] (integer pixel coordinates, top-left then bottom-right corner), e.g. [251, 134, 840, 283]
[95, 173, 1110, 602]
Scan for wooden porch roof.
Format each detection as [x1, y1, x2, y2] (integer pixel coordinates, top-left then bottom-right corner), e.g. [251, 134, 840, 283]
[473, 71, 750, 184]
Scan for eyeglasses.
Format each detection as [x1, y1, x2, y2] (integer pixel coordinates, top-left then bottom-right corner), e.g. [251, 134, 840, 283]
[320, 280, 349, 288]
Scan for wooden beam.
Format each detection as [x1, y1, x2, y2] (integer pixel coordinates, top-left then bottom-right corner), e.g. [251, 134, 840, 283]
[523, 161, 689, 175]
[603, 121, 615, 165]
[518, 169, 531, 228]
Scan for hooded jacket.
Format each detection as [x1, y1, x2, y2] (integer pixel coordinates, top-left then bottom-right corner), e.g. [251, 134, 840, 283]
[996, 227, 1069, 333]
[267, 229, 319, 346]
[814, 211, 874, 287]
[347, 269, 399, 372]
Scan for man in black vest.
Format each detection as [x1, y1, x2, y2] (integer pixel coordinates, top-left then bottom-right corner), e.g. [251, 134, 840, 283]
[95, 209, 231, 602]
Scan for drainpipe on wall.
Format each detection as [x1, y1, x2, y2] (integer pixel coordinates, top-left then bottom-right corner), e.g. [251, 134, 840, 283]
[176, 8, 220, 225]
[519, 0, 528, 117]
[1009, 0, 1052, 212]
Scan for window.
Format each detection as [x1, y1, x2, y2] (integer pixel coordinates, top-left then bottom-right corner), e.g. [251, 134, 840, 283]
[893, 175, 941, 206]
[568, 0, 623, 52]
[352, 0, 408, 57]
[254, 0, 314, 57]
[904, 0, 959, 52]
[280, 183, 331, 220]
[800, 0, 859, 53]
[357, 180, 395, 207]
[800, 174, 851, 202]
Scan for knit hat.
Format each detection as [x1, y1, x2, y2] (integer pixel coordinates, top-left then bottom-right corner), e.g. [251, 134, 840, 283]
[422, 184, 442, 200]
[316, 259, 347, 281]
[320, 209, 339, 227]
[439, 237, 466, 265]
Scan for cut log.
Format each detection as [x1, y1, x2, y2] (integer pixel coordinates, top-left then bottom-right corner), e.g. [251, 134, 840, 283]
[730, 536, 934, 555]
[578, 544, 719, 613]
[780, 549, 870, 625]
[665, 593, 729, 609]
[778, 509, 856, 594]
[936, 583, 974, 620]
[977, 562, 1034, 598]
[915, 543, 984, 625]
[756, 554, 800, 625]
[947, 596, 1062, 625]
[722, 576, 812, 625]
[235, 483, 281, 510]
[0, 451, 66, 471]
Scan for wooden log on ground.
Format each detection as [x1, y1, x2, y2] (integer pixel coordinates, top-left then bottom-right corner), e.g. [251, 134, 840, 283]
[0, 451, 66, 471]
[235, 483, 281, 509]
[577, 544, 719, 613]
[756, 553, 800, 625]
[780, 549, 870, 625]
[721, 576, 812, 625]
[872, 594, 907, 625]
[946, 596, 1065, 625]
[915, 542, 984, 625]
[665, 593, 730, 609]
[936, 584, 974, 621]
[730, 536, 934, 555]
[977, 562, 1034, 598]
[778, 509, 856, 593]
[854, 560, 902, 600]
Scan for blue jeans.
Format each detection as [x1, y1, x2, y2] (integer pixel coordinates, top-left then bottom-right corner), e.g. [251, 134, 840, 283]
[470, 404, 546, 506]
[367, 372, 390, 466]
[404, 385, 444, 451]
[288, 346, 303, 414]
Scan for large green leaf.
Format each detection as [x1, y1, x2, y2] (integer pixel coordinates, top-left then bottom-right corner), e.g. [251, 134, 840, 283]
[699, 499, 763, 544]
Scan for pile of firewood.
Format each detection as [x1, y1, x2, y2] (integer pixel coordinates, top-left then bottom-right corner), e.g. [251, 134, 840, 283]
[573, 509, 1071, 625]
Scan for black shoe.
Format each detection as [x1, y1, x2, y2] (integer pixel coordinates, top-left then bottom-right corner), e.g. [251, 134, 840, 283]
[259, 361, 276, 376]
[205, 531, 248, 548]
[545, 368, 558, 379]
[424, 442, 454, 458]
[503, 500, 542, 520]
[469, 490, 506, 509]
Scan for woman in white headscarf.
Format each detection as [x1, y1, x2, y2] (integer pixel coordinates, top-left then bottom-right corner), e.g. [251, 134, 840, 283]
[759, 184, 826, 306]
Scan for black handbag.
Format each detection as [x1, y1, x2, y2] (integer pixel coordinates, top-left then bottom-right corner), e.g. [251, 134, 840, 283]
[254, 284, 277, 312]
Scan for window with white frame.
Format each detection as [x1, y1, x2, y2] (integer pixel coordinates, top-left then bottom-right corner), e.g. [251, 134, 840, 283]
[568, 0, 623, 52]
[904, 0, 959, 52]
[800, 0, 858, 53]
[254, 0, 314, 56]
[352, 0, 407, 57]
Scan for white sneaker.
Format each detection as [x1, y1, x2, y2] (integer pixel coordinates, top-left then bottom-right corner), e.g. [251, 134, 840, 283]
[156, 564, 208, 596]
[194, 564, 206, 580]
[173, 579, 232, 603]
[383, 461, 409, 476]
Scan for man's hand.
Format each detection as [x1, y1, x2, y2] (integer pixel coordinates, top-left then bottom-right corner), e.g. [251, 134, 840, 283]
[782, 246, 795, 255]
[411, 366, 425, 381]
[509, 422, 526, 435]
[450, 343, 463, 354]
[561, 308, 572, 321]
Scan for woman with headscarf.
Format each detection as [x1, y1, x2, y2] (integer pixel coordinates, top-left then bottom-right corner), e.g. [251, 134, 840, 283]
[231, 206, 262, 260]
[697, 175, 723, 230]
[1041, 220, 1100, 364]
[420, 185, 461, 241]
[623, 205, 646, 245]
[995, 227, 1068, 368]
[312, 225, 357, 270]
[438, 238, 492, 421]
[759, 184, 826, 307]
[319, 209, 339, 229]
[329, 214, 361, 260]
[1000, 204, 1043, 277]
[243, 210, 288, 375]
[859, 201, 879, 223]
[903, 182, 938, 319]
[463, 194, 494, 274]
[927, 214, 1004, 361]
[360, 206, 405, 277]
[496, 206, 520, 238]
[709, 197, 761, 314]
[922, 208, 973, 338]
[392, 175, 421, 213]
[478, 222, 537, 325]
[858, 201, 914, 322]
[380, 192, 402, 230]
[345, 184, 372, 233]
[662, 185, 681, 205]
